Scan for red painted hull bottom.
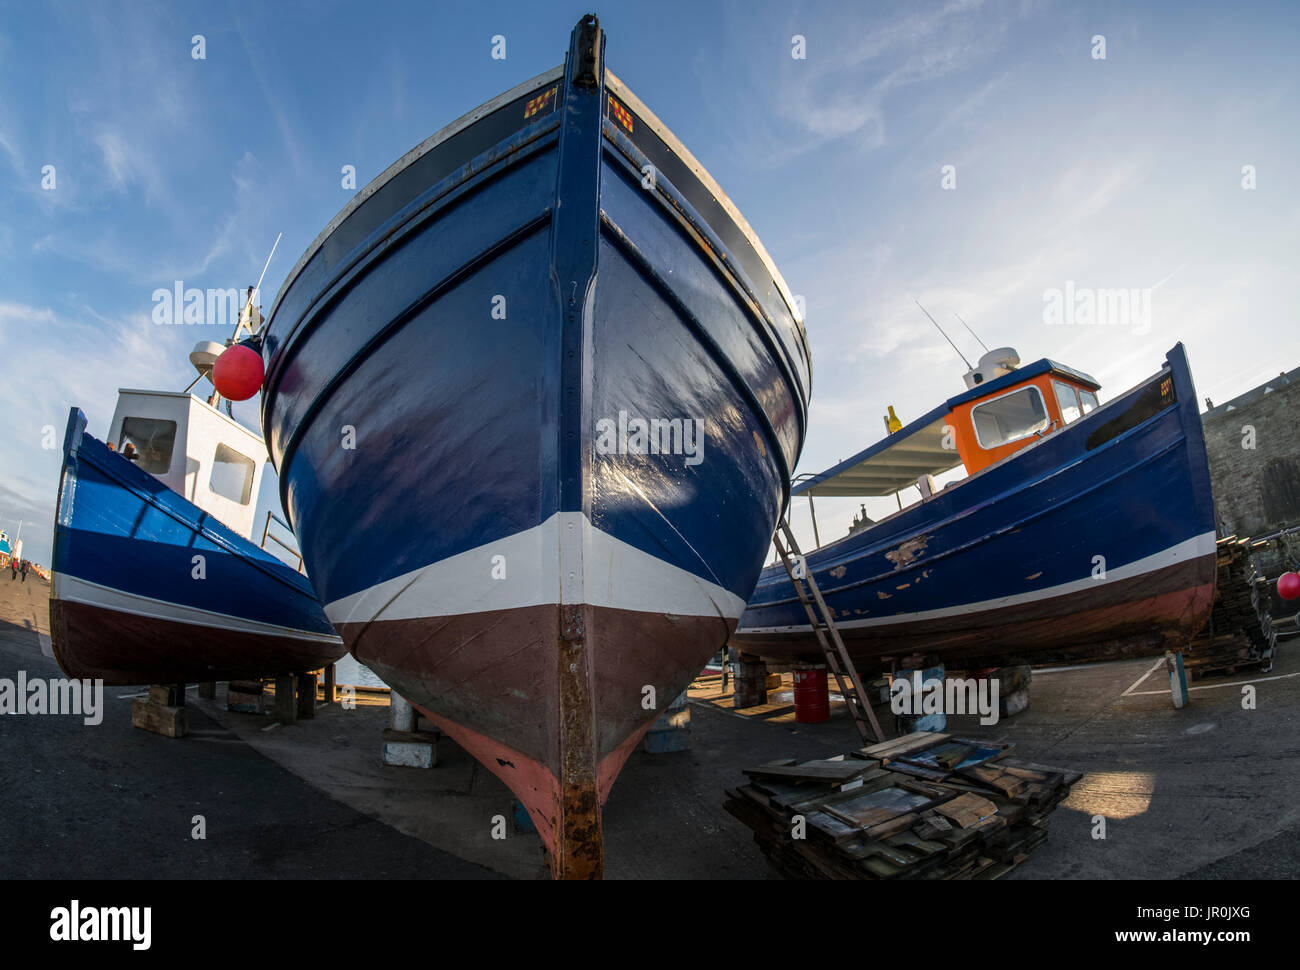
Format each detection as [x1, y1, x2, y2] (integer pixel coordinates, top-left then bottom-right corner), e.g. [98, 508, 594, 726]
[732, 556, 1217, 671]
[337, 603, 733, 876]
[49, 598, 347, 685]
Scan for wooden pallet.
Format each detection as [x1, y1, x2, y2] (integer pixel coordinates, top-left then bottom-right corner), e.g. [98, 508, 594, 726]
[724, 732, 1080, 880]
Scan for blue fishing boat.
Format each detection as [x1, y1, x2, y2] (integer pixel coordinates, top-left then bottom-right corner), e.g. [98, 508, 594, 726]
[258, 16, 810, 876]
[733, 343, 1218, 670]
[50, 394, 344, 686]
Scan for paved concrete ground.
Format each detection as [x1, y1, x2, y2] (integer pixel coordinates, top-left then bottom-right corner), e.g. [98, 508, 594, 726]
[0, 576, 500, 879]
[4, 576, 1298, 879]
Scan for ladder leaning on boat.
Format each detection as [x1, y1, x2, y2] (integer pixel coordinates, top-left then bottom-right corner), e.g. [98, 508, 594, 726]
[771, 518, 885, 746]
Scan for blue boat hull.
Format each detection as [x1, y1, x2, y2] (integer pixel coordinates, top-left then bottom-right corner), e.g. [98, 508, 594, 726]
[259, 20, 809, 874]
[50, 409, 344, 685]
[734, 344, 1218, 669]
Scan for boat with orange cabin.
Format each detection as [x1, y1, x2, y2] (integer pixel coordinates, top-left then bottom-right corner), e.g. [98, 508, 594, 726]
[732, 342, 1218, 670]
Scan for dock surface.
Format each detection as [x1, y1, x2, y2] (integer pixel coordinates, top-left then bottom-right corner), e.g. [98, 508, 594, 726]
[4, 577, 1299, 879]
[1, 575, 498, 879]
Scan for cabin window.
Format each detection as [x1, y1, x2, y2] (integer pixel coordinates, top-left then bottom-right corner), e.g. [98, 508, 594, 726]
[1080, 390, 1099, 413]
[118, 418, 177, 475]
[1054, 381, 1082, 424]
[209, 444, 255, 505]
[971, 386, 1049, 449]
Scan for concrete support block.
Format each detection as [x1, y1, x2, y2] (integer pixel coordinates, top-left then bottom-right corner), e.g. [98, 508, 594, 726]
[382, 729, 438, 768]
[993, 665, 1032, 719]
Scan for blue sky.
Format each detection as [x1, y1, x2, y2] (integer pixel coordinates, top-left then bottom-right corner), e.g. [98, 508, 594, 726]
[1, 0, 1297, 565]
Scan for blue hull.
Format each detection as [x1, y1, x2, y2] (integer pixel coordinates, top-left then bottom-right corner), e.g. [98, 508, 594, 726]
[50, 409, 343, 685]
[734, 344, 1219, 668]
[258, 19, 809, 873]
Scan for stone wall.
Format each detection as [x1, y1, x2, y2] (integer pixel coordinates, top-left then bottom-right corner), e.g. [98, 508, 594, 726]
[1201, 375, 1300, 613]
[1202, 377, 1300, 538]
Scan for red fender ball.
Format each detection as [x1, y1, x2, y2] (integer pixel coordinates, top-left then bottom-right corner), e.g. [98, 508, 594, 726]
[1278, 571, 1300, 601]
[212, 344, 264, 401]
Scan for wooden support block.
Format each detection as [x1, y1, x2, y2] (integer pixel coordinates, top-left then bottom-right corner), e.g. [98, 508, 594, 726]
[198, 682, 216, 699]
[132, 698, 187, 738]
[296, 671, 318, 719]
[275, 674, 297, 725]
[322, 664, 337, 704]
[227, 680, 265, 714]
[148, 684, 182, 706]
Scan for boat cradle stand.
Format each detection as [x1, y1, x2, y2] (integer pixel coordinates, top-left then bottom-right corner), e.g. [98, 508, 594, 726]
[222, 665, 341, 721]
[382, 692, 441, 769]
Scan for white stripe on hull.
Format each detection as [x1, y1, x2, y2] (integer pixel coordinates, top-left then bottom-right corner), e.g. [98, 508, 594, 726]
[324, 511, 748, 626]
[736, 531, 1217, 636]
[52, 573, 343, 644]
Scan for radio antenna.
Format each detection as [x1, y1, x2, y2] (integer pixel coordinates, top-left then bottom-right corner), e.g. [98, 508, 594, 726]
[954, 312, 989, 353]
[251, 232, 281, 313]
[234, 232, 282, 342]
[914, 300, 972, 369]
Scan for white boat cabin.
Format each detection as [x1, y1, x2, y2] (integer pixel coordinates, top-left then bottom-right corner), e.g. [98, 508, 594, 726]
[107, 389, 267, 541]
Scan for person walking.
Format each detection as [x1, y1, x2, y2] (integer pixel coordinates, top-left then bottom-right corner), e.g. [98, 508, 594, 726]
[8, 558, 16, 581]
[19, 560, 29, 583]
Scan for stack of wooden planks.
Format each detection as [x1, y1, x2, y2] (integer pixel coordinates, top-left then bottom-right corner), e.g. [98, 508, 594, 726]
[723, 732, 1081, 880]
[1184, 537, 1273, 677]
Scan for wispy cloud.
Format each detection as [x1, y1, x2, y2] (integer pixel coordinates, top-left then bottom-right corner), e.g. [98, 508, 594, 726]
[0, 302, 180, 528]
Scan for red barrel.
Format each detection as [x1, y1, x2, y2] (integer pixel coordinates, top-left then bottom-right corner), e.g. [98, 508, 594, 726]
[793, 666, 830, 723]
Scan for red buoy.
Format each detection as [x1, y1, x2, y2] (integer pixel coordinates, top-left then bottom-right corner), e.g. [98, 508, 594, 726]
[1279, 571, 1300, 601]
[211, 343, 264, 401]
